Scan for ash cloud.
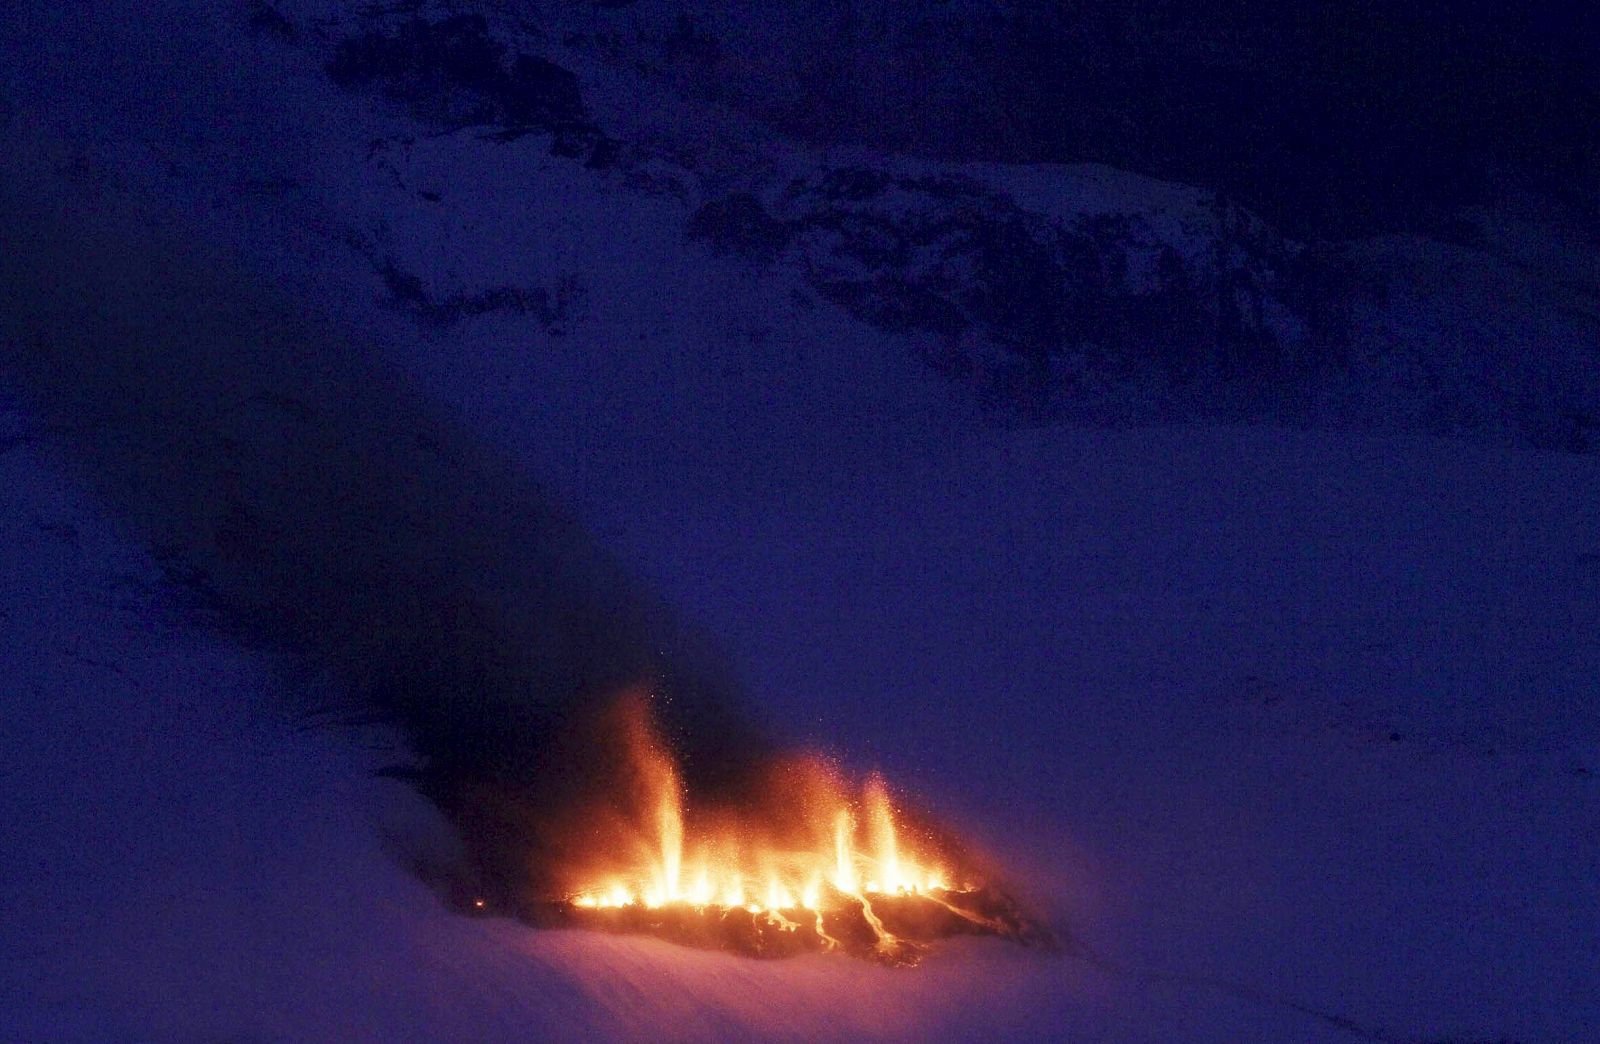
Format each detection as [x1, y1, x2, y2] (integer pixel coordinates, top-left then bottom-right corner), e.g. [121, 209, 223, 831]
[0, 127, 767, 906]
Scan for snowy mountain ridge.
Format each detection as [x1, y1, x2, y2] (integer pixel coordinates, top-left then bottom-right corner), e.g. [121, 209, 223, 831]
[264, 0, 1600, 446]
[176, 0, 1600, 448]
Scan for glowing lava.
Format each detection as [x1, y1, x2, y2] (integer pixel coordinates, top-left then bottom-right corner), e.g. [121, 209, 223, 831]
[527, 694, 1046, 963]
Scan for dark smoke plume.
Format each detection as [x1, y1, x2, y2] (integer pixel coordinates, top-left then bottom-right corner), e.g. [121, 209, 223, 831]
[0, 122, 769, 908]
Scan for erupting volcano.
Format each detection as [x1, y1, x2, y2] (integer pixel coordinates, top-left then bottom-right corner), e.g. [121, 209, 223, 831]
[502, 695, 1048, 965]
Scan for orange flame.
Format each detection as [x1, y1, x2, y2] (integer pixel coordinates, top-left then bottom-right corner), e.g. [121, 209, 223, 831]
[566, 696, 959, 939]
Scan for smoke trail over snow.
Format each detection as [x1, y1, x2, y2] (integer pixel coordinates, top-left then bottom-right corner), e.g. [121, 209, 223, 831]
[0, 120, 770, 909]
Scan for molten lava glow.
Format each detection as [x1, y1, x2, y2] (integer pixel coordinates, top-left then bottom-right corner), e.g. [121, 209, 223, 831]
[566, 700, 964, 933]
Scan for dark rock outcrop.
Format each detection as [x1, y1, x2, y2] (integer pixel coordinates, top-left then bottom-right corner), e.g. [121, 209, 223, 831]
[692, 168, 1343, 423]
[328, 14, 610, 162]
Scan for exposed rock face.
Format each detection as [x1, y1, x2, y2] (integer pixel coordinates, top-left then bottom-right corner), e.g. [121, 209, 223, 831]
[327, 13, 612, 163]
[263, 1, 1595, 446]
[692, 168, 1339, 422]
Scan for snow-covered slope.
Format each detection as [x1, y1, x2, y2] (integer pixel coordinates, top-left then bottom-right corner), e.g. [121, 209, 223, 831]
[6, 355, 1596, 1043]
[1, 2, 1597, 1041]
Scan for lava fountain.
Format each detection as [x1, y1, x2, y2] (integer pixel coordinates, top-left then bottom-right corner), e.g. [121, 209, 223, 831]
[499, 694, 1049, 965]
